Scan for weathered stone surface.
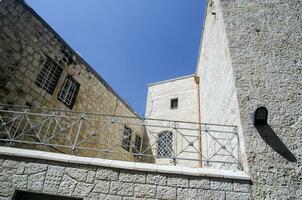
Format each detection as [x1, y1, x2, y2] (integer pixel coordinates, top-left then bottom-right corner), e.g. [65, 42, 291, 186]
[73, 182, 94, 197]
[177, 188, 198, 200]
[65, 167, 88, 181]
[167, 176, 189, 187]
[12, 174, 27, 189]
[86, 170, 96, 183]
[110, 181, 134, 196]
[85, 192, 99, 200]
[1, 160, 19, 169]
[28, 171, 46, 191]
[133, 184, 156, 198]
[92, 180, 110, 194]
[96, 168, 119, 181]
[0, 181, 13, 197]
[43, 165, 65, 193]
[156, 186, 177, 199]
[119, 171, 145, 183]
[190, 178, 210, 189]
[146, 174, 167, 185]
[103, 195, 122, 200]
[198, 190, 226, 200]
[233, 180, 250, 193]
[226, 192, 251, 200]
[58, 174, 78, 195]
[16, 162, 27, 174]
[26, 163, 47, 174]
[211, 178, 233, 191]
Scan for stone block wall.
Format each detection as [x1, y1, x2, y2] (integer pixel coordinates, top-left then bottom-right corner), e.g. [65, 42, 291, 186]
[0, 154, 252, 200]
[197, 0, 302, 199]
[0, 0, 143, 162]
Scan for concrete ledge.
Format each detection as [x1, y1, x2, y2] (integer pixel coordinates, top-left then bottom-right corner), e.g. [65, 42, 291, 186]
[0, 147, 250, 180]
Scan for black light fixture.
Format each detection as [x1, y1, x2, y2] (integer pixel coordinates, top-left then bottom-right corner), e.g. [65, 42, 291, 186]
[252, 107, 268, 125]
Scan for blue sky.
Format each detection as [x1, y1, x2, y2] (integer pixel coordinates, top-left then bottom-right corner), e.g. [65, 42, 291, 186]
[26, 0, 206, 116]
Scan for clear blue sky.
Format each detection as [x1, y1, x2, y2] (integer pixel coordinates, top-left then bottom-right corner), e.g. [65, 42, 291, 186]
[26, 0, 206, 116]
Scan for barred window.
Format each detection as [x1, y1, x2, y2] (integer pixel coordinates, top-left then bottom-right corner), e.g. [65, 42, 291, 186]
[170, 98, 178, 109]
[35, 56, 63, 94]
[132, 135, 141, 154]
[58, 76, 80, 109]
[157, 131, 173, 158]
[122, 126, 132, 151]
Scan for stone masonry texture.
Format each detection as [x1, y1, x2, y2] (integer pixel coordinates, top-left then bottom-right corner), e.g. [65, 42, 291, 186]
[0, 155, 252, 200]
[197, 0, 302, 199]
[0, 0, 145, 162]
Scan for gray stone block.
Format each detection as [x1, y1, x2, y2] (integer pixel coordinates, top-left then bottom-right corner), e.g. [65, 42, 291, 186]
[177, 188, 198, 200]
[133, 184, 156, 198]
[73, 182, 94, 197]
[0, 181, 13, 197]
[233, 180, 250, 193]
[189, 178, 210, 189]
[110, 181, 134, 196]
[226, 192, 251, 200]
[43, 165, 65, 193]
[28, 171, 46, 191]
[156, 186, 177, 199]
[92, 180, 110, 194]
[26, 163, 47, 174]
[119, 171, 146, 183]
[58, 174, 78, 195]
[210, 178, 233, 191]
[96, 168, 119, 181]
[167, 176, 189, 187]
[146, 174, 167, 185]
[65, 167, 88, 181]
[198, 189, 226, 200]
[12, 174, 27, 189]
[86, 170, 96, 183]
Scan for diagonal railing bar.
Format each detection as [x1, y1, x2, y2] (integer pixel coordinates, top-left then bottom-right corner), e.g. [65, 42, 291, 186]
[0, 104, 242, 170]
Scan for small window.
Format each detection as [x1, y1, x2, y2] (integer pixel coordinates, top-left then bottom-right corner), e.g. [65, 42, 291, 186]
[157, 131, 173, 158]
[170, 98, 178, 109]
[35, 56, 63, 94]
[58, 76, 80, 109]
[122, 126, 132, 151]
[132, 135, 141, 154]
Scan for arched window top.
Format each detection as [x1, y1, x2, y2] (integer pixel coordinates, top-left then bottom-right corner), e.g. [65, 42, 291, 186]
[157, 130, 173, 158]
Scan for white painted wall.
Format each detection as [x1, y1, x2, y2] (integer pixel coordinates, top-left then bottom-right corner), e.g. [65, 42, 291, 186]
[145, 75, 200, 167]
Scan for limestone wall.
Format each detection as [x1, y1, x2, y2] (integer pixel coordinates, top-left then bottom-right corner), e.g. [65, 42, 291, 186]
[0, 0, 142, 162]
[0, 147, 252, 200]
[145, 75, 200, 167]
[198, 0, 302, 199]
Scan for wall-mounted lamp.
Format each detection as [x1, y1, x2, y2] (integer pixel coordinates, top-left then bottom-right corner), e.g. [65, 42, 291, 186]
[252, 107, 268, 125]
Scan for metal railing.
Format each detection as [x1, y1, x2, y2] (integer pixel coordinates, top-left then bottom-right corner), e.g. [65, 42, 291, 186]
[0, 104, 242, 170]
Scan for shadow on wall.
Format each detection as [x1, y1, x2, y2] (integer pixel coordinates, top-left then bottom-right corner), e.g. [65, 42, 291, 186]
[255, 125, 297, 162]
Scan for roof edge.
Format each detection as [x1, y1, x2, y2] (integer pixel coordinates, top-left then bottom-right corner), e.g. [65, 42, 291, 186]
[19, 0, 139, 117]
[148, 74, 196, 87]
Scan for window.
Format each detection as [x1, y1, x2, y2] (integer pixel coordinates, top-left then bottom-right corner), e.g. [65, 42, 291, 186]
[170, 98, 178, 109]
[157, 131, 173, 158]
[13, 190, 82, 200]
[35, 56, 63, 94]
[122, 126, 132, 151]
[58, 76, 80, 109]
[132, 135, 141, 154]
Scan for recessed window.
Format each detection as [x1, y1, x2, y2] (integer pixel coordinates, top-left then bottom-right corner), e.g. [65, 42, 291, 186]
[170, 98, 178, 109]
[13, 190, 82, 200]
[35, 56, 63, 94]
[58, 76, 80, 109]
[122, 126, 132, 151]
[157, 131, 173, 158]
[132, 135, 141, 154]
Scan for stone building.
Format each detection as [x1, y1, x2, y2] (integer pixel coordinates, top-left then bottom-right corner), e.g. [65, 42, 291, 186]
[0, 0, 301, 199]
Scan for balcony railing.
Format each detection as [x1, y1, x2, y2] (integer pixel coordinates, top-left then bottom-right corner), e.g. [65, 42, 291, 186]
[0, 104, 242, 170]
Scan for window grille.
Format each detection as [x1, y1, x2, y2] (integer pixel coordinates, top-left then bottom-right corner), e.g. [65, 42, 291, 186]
[35, 56, 63, 94]
[157, 131, 173, 158]
[58, 76, 80, 109]
[170, 98, 178, 109]
[132, 135, 141, 154]
[122, 126, 132, 151]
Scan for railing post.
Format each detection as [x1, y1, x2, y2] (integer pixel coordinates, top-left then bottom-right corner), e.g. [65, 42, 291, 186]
[72, 112, 85, 155]
[235, 126, 242, 170]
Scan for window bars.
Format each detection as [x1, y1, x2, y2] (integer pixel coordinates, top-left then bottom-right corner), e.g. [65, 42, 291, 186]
[58, 76, 80, 109]
[0, 104, 242, 170]
[35, 56, 63, 94]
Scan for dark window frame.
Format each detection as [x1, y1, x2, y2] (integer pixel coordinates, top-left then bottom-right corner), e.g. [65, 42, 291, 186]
[170, 98, 178, 109]
[35, 56, 63, 94]
[122, 125, 132, 152]
[57, 75, 80, 109]
[132, 135, 142, 155]
[12, 190, 83, 200]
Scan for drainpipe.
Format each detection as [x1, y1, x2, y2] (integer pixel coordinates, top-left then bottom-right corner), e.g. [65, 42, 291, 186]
[194, 75, 203, 167]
